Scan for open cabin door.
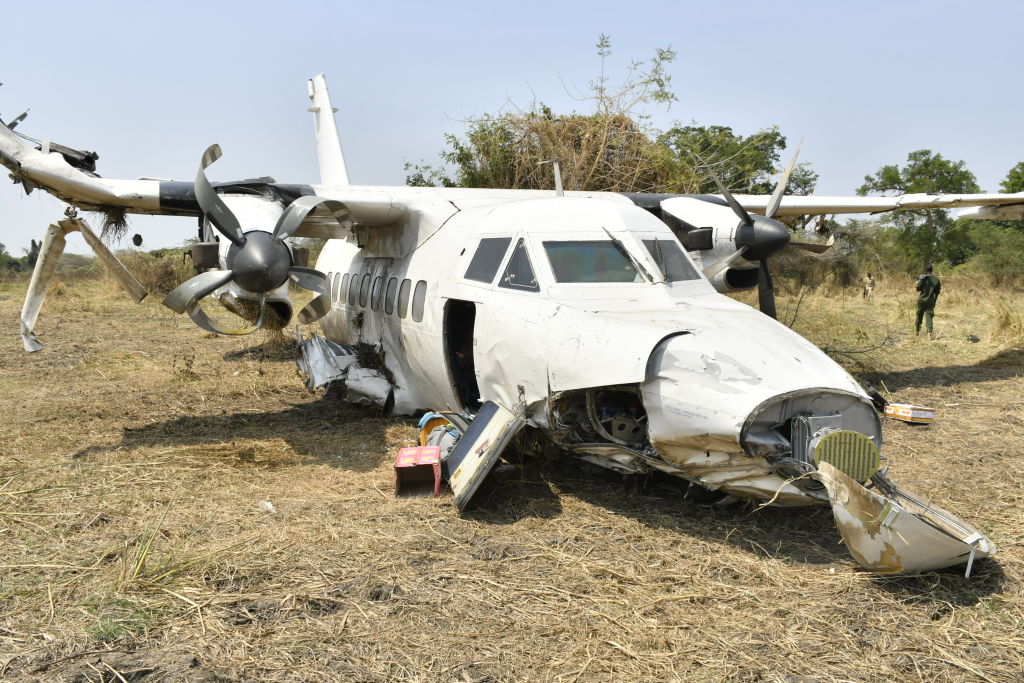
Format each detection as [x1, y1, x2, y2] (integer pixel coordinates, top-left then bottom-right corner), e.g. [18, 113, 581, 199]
[442, 401, 526, 510]
[443, 299, 481, 411]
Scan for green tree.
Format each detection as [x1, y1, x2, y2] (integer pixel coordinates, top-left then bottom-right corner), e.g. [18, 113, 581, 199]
[407, 36, 678, 192]
[1002, 161, 1024, 193]
[658, 124, 817, 195]
[409, 37, 816, 198]
[857, 150, 979, 269]
[0, 242, 23, 272]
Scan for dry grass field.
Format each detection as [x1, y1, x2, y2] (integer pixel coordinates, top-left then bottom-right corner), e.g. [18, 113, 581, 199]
[1, 271, 1022, 682]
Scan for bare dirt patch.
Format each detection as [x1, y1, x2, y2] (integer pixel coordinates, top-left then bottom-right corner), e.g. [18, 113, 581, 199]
[1, 274, 1022, 681]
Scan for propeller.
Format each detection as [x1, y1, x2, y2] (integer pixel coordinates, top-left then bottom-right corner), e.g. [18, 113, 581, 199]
[701, 143, 804, 319]
[163, 144, 351, 334]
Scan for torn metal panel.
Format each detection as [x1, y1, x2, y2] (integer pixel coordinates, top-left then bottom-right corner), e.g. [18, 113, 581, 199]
[816, 463, 995, 574]
[444, 401, 526, 510]
[295, 331, 356, 390]
[345, 367, 391, 406]
[294, 332, 391, 407]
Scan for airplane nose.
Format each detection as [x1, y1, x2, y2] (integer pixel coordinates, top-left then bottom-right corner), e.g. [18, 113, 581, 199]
[638, 317, 879, 503]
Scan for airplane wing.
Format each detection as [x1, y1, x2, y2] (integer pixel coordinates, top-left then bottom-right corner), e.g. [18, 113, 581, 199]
[0, 116, 403, 235]
[732, 192, 1024, 218]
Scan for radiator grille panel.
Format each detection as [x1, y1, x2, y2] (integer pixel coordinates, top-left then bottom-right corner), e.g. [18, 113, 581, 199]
[812, 430, 881, 483]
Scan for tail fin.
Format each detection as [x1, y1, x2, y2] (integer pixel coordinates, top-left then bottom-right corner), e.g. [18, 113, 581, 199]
[307, 73, 350, 186]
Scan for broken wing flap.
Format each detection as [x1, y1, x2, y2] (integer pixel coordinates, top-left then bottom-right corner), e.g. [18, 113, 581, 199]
[20, 218, 147, 352]
[815, 462, 995, 576]
[443, 401, 527, 510]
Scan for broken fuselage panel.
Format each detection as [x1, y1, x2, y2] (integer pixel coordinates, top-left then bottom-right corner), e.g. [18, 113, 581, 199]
[311, 195, 881, 506]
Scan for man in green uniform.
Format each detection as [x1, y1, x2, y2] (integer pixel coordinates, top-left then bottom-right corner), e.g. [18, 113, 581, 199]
[915, 265, 941, 338]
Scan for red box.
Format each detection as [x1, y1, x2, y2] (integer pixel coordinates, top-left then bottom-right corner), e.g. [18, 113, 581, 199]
[394, 446, 442, 498]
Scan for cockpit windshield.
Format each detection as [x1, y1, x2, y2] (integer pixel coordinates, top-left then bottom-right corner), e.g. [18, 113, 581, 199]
[642, 239, 702, 281]
[543, 240, 644, 283]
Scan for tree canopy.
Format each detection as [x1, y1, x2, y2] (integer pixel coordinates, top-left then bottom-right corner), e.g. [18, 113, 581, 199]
[407, 36, 815, 197]
[856, 150, 980, 268]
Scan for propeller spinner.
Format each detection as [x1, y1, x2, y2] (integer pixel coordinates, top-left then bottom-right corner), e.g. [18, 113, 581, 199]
[163, 145, 351, 334]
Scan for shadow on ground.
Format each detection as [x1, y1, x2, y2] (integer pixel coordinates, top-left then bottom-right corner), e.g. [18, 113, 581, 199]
[867, 347, 1024, 389]
[466, 451, 1006, 603]
[68, 397, 393, 473]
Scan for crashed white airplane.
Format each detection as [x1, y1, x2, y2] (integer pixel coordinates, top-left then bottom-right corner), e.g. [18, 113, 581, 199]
[4, 75, 1019, 575]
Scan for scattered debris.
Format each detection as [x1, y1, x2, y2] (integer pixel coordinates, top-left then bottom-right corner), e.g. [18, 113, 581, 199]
[884, 403, 935, 424]
[394, 446, 442, 498]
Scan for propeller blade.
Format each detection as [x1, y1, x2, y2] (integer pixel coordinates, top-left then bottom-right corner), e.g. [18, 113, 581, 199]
[287, 266, 332, 324]
[765, 139, 803, 219]
[701, 245, 749, 280]
[272, 196, 352, 242]
[163, 269, 233, 314]
[195, 144, 245, 246]
[185, 293, 265, 336]
[710, 171, 754, 226]
[789, 234, 836, 254]
[297, 293, 331, 324]
[758, 258, 777, 319]
[288, 266, 330, 295]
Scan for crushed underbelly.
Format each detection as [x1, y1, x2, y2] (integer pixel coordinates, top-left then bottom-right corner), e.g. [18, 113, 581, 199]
[650, 440, 826, 506]
[547, 385, 995, 575]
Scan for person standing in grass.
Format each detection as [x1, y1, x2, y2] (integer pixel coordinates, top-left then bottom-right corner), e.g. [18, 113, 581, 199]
[862, 272, 875, 299]
[915, 264, 941, 338]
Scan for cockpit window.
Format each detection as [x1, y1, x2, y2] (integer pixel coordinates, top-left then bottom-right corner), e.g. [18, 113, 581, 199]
[498, 239, 540, 292]
[465, 237, 512, 283]
[543, 240, 643, 283]
[642, 239, 702, 281]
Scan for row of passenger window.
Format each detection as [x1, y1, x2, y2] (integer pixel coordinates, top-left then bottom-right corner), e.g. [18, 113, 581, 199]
[329, 271, 428, 322]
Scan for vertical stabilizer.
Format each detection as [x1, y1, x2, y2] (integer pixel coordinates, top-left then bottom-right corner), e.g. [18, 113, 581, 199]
[307, 73, 350, 186]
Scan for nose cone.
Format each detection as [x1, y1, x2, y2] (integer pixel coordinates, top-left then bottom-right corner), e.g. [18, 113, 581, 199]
[737, 215, 791, 261]
[228, 231, 292, 293]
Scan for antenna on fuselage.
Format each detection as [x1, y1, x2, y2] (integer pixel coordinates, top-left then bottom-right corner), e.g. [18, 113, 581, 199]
[539, 159, 564, 197]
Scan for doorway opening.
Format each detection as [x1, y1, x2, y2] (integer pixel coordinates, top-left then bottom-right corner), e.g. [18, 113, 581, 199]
[443, 299, 480, 410]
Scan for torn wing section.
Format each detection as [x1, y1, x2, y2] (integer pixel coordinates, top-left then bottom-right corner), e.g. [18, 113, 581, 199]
[816, 462, 995, 575]
[0, 117, 171, 214]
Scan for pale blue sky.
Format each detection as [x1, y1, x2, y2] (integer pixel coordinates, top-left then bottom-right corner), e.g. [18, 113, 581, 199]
[2, 0, 1021, 254]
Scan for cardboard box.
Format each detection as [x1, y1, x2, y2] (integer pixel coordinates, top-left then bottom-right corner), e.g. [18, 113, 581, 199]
[394, 446, 442, 498]
[884, 403, 935, 424]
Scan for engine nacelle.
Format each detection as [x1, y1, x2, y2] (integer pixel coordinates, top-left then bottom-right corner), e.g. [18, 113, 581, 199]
[707, 266, 759, 293]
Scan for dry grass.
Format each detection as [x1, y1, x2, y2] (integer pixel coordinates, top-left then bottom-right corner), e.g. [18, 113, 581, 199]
[1, 272, 1022, 682]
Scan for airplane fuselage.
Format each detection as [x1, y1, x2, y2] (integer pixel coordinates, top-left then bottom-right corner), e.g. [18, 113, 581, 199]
[311, 192, 880, 506]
